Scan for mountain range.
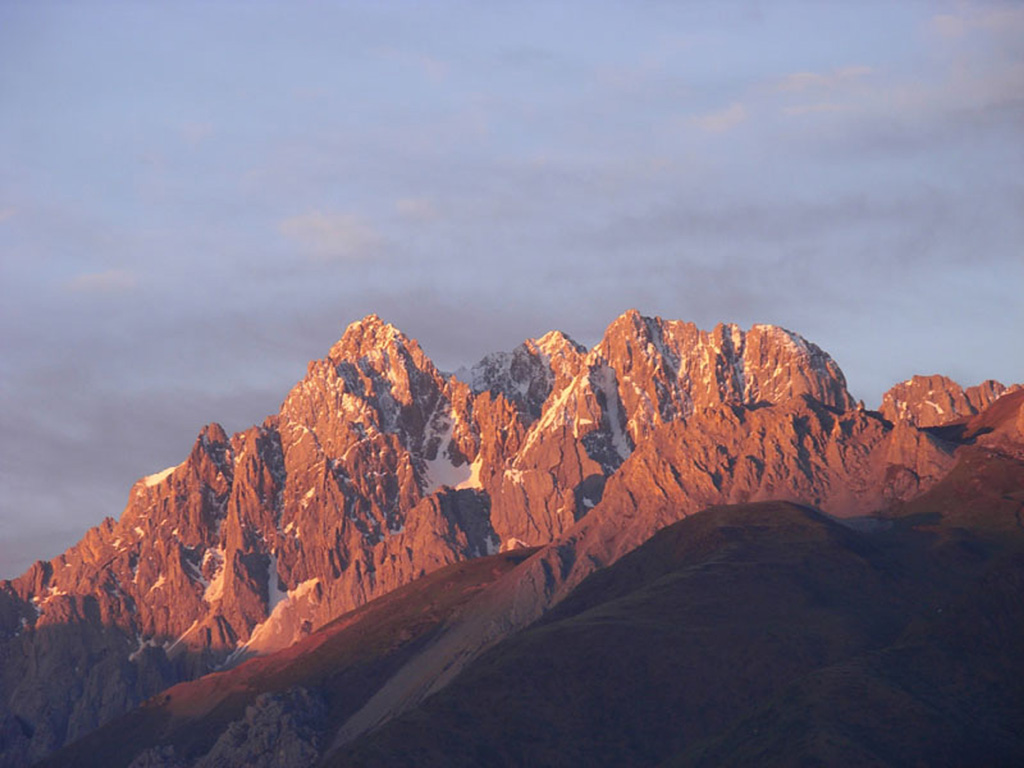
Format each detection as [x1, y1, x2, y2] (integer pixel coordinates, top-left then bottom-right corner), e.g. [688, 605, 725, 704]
[1, 310, 1021, 767]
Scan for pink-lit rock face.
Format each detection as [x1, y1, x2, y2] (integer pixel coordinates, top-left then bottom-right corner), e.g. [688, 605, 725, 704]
[880, 373, 1019, 428]
[1, 310, 1018, 765]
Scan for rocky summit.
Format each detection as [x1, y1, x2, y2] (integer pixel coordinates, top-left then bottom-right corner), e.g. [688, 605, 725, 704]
[2, 310, 1022, 768]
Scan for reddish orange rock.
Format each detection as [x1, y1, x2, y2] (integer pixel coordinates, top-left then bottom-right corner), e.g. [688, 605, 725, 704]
[0, 310, 1018, 765]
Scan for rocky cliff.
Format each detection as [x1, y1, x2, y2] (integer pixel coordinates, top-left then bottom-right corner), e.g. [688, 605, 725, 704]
[0, 310, 1017, 765]
[879, 373, 1018, 427]
[45, 403, 1024, 767]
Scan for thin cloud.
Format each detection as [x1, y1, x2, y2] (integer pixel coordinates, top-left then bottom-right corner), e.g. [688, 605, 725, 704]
[931, 5, 1024, 39]
[180, 121, 214, 146]
[0, 207, 16, 223]
[691, 102, 747, 133]
[279, 210, 383, 261]
[65, 269, 137, 294]
[782, 102, 852, 116]
[396, 197, 439, 221]
[778, 41, 1023, 129]
[776, 65, 873, 93]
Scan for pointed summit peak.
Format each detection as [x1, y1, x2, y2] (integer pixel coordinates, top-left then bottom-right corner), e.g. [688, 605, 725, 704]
[343, 313, 401, 339]
[189, 422, 232, 469]
[198, 422, 229, 445]
[328, 314, 410, 363]
[611, 307, 646, 328]
[530, 329, 586, 359]
[595, 309, 676, 359]
[601, 308, 666, 341]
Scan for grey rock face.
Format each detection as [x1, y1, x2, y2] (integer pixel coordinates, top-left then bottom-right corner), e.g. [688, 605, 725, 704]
[194, 687, 327, 768]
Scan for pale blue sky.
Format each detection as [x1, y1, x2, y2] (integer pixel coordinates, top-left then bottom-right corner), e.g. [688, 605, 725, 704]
[2, 1, 1022, 577]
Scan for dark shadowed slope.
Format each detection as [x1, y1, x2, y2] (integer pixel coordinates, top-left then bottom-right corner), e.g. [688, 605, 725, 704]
[38, 549, 536, 768]
[671, 446, 1024, 767]
[326, 502, 903, 767]
[329, 460, 1024, 768]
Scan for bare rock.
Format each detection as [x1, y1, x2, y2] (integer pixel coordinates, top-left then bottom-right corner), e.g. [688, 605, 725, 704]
[880, 374, 1019, 427]
[193, 687, 327, 768]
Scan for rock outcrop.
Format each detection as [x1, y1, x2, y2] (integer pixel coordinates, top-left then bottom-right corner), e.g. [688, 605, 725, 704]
[325, 395, 962, 750]
[880, 374, 1018, 427]
[0, 309, 1014, 765]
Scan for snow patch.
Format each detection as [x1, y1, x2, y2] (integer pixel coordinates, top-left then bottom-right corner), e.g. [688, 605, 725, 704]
[142, 464, 179, 487]
[165, 620, 199, 655]
[422, 412, 474, 492]
[520, 376, 579, 455]
[534, 378, 576, 434]
[203, 548, 226, 604]
[455, 455, 484, 491]
[231, 578, 322, 660]
[503, 468, 525, 484]
[35, 585, 68, 607]
[754, 324, 807, 355]
[128, 634, 146, 662]
[128, 633, 162, 662]
[266, 554, 287, 614]
[592, 365, 632, 461]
